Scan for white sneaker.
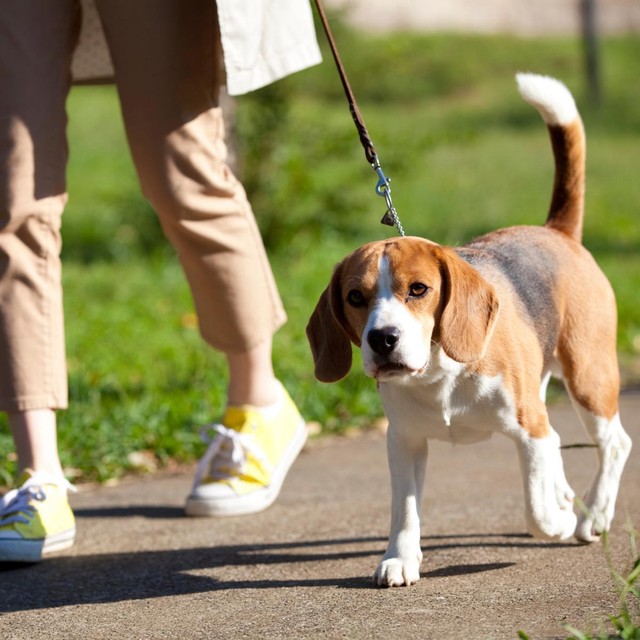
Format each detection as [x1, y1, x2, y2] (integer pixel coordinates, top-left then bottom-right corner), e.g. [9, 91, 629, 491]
[0, 470, 76, 563]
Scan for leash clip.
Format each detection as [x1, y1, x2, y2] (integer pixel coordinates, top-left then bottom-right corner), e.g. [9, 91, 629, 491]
[373, 163, 405, 236]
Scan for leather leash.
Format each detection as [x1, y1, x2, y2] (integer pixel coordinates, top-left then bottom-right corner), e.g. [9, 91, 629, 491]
[313, 0, 405, 236]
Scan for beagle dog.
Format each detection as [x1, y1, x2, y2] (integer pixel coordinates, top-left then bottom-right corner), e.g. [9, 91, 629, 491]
[307, 74, 632, 587]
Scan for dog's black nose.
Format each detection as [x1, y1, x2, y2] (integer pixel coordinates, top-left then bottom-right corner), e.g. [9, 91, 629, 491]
[367, 327, 400, 356]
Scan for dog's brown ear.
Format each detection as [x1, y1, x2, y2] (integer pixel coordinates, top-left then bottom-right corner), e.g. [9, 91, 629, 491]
[306, 264, 353, 382]
[438, 248, 500, 363]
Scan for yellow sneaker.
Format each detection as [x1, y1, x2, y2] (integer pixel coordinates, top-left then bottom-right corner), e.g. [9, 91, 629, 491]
[185, 382, 307, 517]
[0, 470, 76, 563]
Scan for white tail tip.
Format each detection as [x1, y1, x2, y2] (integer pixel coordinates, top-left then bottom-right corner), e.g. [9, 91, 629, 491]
[516, 73, 578, 126]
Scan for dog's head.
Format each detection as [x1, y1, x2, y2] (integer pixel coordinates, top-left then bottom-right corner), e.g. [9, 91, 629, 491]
[306, 237, 500, 382]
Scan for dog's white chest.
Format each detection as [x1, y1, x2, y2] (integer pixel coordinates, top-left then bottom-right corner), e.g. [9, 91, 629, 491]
[379, 368, 516, 444]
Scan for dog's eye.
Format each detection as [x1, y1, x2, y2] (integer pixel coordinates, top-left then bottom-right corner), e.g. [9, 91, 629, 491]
[408, 282, 429, 298]
[346, 290, 366, 307]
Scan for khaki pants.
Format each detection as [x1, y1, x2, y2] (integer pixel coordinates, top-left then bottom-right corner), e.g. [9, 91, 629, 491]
[0, 0, 286, 412]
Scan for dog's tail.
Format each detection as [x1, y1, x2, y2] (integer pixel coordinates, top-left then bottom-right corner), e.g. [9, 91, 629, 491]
[516, 73, 585, 244]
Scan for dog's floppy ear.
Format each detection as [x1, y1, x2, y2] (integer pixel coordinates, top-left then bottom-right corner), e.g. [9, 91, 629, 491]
[437, 247, 500, 363]
[306, 263, 354, 382]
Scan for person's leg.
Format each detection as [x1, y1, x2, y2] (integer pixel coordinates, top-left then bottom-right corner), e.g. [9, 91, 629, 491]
[8, 410, 64, 478]
[95, 0, 306, 515]
[95, 0, 287, 361]
[0, 0, 76, 457]
[0, 0, 78, 562]
[226, 339, 280, 408]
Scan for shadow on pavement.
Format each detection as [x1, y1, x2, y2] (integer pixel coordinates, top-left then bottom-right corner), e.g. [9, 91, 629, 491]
[0, 529, 577, 612]
[73, 505, 186, 519]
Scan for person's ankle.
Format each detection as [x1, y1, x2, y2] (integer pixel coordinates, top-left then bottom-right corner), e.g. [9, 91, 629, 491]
[17, 464, 66, 483]
[227, 377, 281, 408]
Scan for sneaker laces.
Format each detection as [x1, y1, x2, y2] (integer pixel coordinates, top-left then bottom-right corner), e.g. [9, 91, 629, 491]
[191, 423, 268, 490]
[0, 473, 75, 527]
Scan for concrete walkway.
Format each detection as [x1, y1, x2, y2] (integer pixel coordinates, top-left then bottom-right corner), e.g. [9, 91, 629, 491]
[1, 393, 639, 640]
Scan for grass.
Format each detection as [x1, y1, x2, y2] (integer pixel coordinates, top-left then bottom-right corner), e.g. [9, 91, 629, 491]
[0, 30, 639, 483]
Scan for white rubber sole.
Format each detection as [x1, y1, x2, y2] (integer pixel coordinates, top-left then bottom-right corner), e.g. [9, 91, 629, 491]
[185, 420, 308, 517]
[0, 527, 76, 563]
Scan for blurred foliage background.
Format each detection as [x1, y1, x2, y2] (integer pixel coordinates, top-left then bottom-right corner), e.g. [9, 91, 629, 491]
[1, 18, 638, 484]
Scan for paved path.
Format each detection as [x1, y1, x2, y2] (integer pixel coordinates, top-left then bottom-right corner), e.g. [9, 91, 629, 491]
[1, 393, 639, 640]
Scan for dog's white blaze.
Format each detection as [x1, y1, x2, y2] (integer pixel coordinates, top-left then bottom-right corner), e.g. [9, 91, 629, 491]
[361, 255, 431, 377]
[377, 254, 394, 300]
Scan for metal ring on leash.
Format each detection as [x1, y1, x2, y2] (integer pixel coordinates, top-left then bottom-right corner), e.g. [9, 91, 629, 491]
[374, 163, 405, 236]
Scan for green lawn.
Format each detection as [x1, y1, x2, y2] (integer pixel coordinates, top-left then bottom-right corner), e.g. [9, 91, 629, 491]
[0, 31, 638, 484]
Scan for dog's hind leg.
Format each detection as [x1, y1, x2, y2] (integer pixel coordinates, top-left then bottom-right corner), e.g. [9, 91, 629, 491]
[567, 397, 632, 542]
[556, 291, 632, 541]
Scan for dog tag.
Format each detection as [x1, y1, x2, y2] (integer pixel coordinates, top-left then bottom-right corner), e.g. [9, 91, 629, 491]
[380, 211, 395, 226]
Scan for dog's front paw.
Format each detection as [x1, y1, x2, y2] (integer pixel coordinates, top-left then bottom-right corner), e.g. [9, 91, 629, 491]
[575, 511, 605, 543]
[529, 507, 577, 541]
[373, 555, 422, 588]
[555, 476, 575, 512]
[574, 498, 613, 543]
